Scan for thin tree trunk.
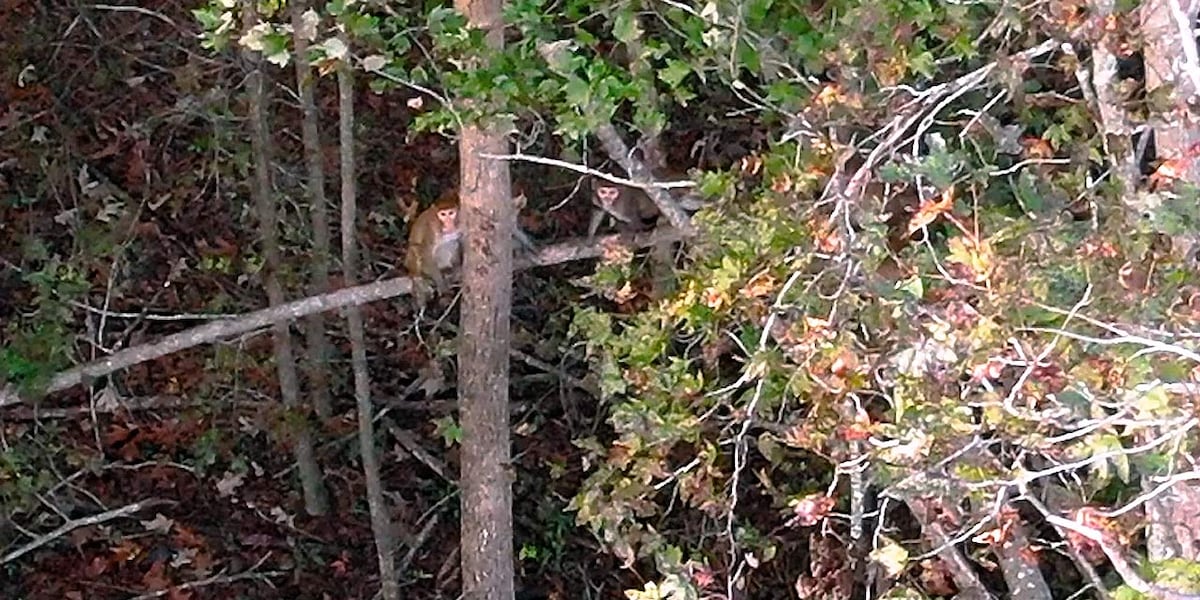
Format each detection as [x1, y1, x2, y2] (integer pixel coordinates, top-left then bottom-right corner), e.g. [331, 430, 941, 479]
[291, 0, 333, 419]
[336, 37, 398, 600]
[240, 0, 327, 516]
[454, 0, 515, 594]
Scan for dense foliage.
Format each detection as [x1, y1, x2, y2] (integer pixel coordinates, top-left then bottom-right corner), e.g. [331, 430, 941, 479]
[2, 0, 1199, 598]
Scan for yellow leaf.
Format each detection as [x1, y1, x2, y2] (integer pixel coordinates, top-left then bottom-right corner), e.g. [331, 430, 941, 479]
[870, 536, 910, 578]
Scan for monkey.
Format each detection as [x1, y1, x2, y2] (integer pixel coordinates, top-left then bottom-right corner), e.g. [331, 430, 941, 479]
[587, 179, 660, 238]
[403, 186, 537, 303]
[404, 191, 462, 298]
[586, 168, 705, 299]
[587, 167, 699, 239]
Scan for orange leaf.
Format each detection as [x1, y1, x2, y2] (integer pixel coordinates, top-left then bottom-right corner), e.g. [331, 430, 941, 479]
[741, 271, 777, 299]
[905, 187, 955, 236]
[790, 493, 836, 527]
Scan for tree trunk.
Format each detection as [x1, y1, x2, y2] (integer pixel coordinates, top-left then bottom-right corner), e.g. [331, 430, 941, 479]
[291, 0, 334, 420]
[336, 36, 398, 599]
[1138, 0, 1200, 563]
[240, 0, 327, 516]
[453, 0, 515, 595]
[1142, 0, 1200, 183]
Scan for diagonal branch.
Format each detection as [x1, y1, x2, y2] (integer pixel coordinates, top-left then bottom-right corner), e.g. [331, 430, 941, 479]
[1, 498, 173, 564]
[0, 229, 681, 408]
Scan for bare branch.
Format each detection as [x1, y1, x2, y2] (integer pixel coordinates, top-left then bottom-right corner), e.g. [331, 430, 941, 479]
[480, 151, 695, 190]
[1, 498, 172, 564]
[1025, 495, 1200, 600]
[126, 554, 284, 600]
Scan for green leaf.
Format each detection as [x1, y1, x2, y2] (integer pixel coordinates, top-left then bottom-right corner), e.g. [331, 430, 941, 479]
[896, 276, 924, 300]
[563, 76, 592, 108]
[433, 416, 463, 447]
[658, 59, 692, 89]
[612, 10, 642, 47]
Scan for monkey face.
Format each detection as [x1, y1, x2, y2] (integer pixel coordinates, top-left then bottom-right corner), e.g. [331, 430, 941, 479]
[437, 207, 457, 233]
[595, 185, 622, 207]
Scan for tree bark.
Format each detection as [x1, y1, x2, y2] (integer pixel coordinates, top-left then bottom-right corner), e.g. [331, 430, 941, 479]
[336, 37, 398, 599]
[241, 0, 327, 516]
[1142, 0, 1200, 183]
[291, 0, 334, 419]
[453, 0, 516, 595]
[1137, 0, 1200, 563]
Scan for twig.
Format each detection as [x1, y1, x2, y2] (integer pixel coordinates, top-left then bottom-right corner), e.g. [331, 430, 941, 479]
[509, 347, 595, 395]
[88, 4, 177, 27]
[1021, 326, 1200, 363]
[384, 418, 454, 483]
[1098, 469, 1200, 518]
[1024, 495, 1200, 599]
[480, 152, 695, 190]
[70, 301, 240, 321]
[126, 554, 283, 600]
[2, 394, 206, 420]
[963, 418, 1198, 491]
[1, 498, 172, 564]
[895, 488, 993, 598]
[397, 512, 440, 578]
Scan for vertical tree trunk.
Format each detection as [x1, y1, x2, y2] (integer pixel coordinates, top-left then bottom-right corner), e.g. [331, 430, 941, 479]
[240, 0, 327, 516]
[291, 0, 334, 420]
[336, 37, 398, 600]
[1138, 0, 1200, 563]
[1142, 0, 1200, 183]
[453, 0, 515, 595]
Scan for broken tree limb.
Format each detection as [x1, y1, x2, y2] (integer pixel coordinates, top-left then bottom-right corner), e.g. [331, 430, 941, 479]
[1, 498, 174, 564]
[0, 228, 685, 408]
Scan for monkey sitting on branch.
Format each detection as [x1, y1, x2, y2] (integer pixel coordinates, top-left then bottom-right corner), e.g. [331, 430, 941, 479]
[402, 186, 535, 305]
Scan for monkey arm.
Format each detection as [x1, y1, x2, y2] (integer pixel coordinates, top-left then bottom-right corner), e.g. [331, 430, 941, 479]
[586, 209, 608, 240]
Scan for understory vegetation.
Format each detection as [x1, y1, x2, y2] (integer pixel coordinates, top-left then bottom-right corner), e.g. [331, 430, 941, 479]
[2, 0, 1199, 598]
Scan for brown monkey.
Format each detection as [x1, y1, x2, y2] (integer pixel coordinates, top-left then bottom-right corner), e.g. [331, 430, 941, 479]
[404, 191, 462, 296]
[404, 186, 536, 302]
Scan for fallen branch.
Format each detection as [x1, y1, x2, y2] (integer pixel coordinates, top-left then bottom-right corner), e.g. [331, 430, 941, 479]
[0, 229, 684, 408]
[126, 553, 284, 600]
[1, 498, 173, 564]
